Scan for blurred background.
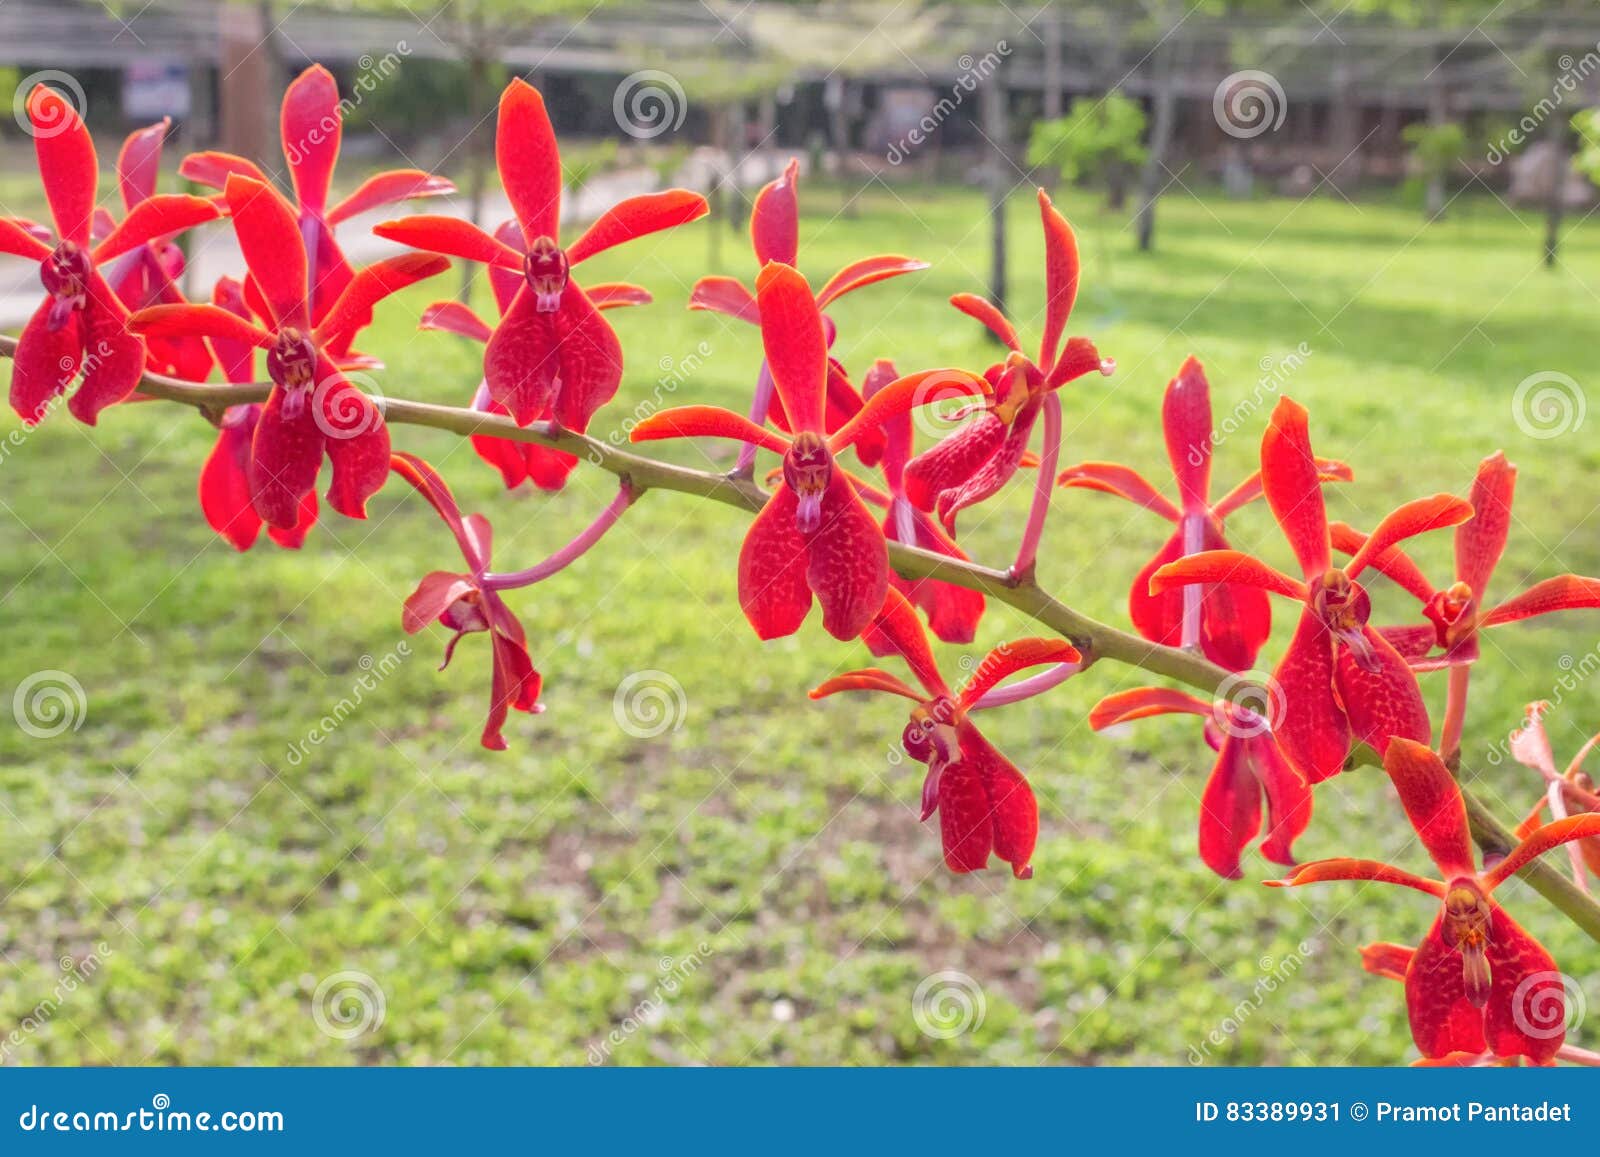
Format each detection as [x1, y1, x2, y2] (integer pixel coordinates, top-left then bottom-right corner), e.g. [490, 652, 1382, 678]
[1, 0, 1598, 1065]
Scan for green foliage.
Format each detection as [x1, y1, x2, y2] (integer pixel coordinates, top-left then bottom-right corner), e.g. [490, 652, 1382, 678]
[1028, 95, 1148, 203]
[1401, 121, 1469, 181]
[1573, 109, 1600, 184]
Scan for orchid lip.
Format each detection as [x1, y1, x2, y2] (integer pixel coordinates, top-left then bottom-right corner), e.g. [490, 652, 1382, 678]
[794, 489, 824, 533]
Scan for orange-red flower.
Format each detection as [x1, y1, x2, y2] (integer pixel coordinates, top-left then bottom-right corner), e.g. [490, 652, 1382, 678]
[690, 158, 925, 467]
[392, 453, 541, 750]
[1060, 356, 1350, 671]
[1090, 687, 1311, 879]
[196, 277, 317, 551]
[860, 358, 984, 645]
[99, 118, 214, 382]
[417, 226, 650, 493]
[129, 176, 447, 528]
[1271, 738, 1600, 1063]
[3, 86, 218, 425]
[1336, 452, 1600, 668]
[1152, 397, 1469, 783]
[180, 64, 453, 348]
[810, 588, 1080, 877]
[631, 263, 984, 640]
[903, 189, 1111, 532]
[376, 79, 706, 430]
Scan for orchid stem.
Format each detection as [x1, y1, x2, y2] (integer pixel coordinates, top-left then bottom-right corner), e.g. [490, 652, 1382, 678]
[14, 337, 1600, 948]
[481, 481, 636, 592]
[733, 360, 774, 479]
[1440, 663, 1470, 764]
[1012, 392, 1061, 580]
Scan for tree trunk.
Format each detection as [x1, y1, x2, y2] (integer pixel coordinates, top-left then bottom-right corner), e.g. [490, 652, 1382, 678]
[980, 67, 1009, 321]
[1425, 57, 1449, 221]
[728, 99, 750, 233]
[1544, 113, 1568, 269]
[1135, 44, 1176, 252]
[1043, 16, 1063, 120]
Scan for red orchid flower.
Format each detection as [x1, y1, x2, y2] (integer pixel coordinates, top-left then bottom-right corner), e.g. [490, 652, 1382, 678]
[1335, 452, 1600, 669]
[128, 175, 448, 528]
[903, 189, 1112, 533]
[1151, 397, 1470, 783]
[860, 358, 984, 646]
[1270, 737, 1600, 1063]
[1060, 357, 1352, 671]
[810, 588, 1080, 878]
[392, 453, 541, 750]
[96, 119, 215, 382]
[631, 262, 984, 640]
[1508, 701, 1600, 890]
[1358, 942, 1600, 1067]
[1090, 687, 1311, 879]
[197, 276, 318, 551]
[418, 218, 651, 493]
[375, 79, 707, 429]
[690, 158, 926, 467]
[180, 64, 453, 343]
[3, 85, 220, 425]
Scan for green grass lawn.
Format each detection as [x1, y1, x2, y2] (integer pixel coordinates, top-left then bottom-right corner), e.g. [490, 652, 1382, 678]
[2, 181, 1599, 1065]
